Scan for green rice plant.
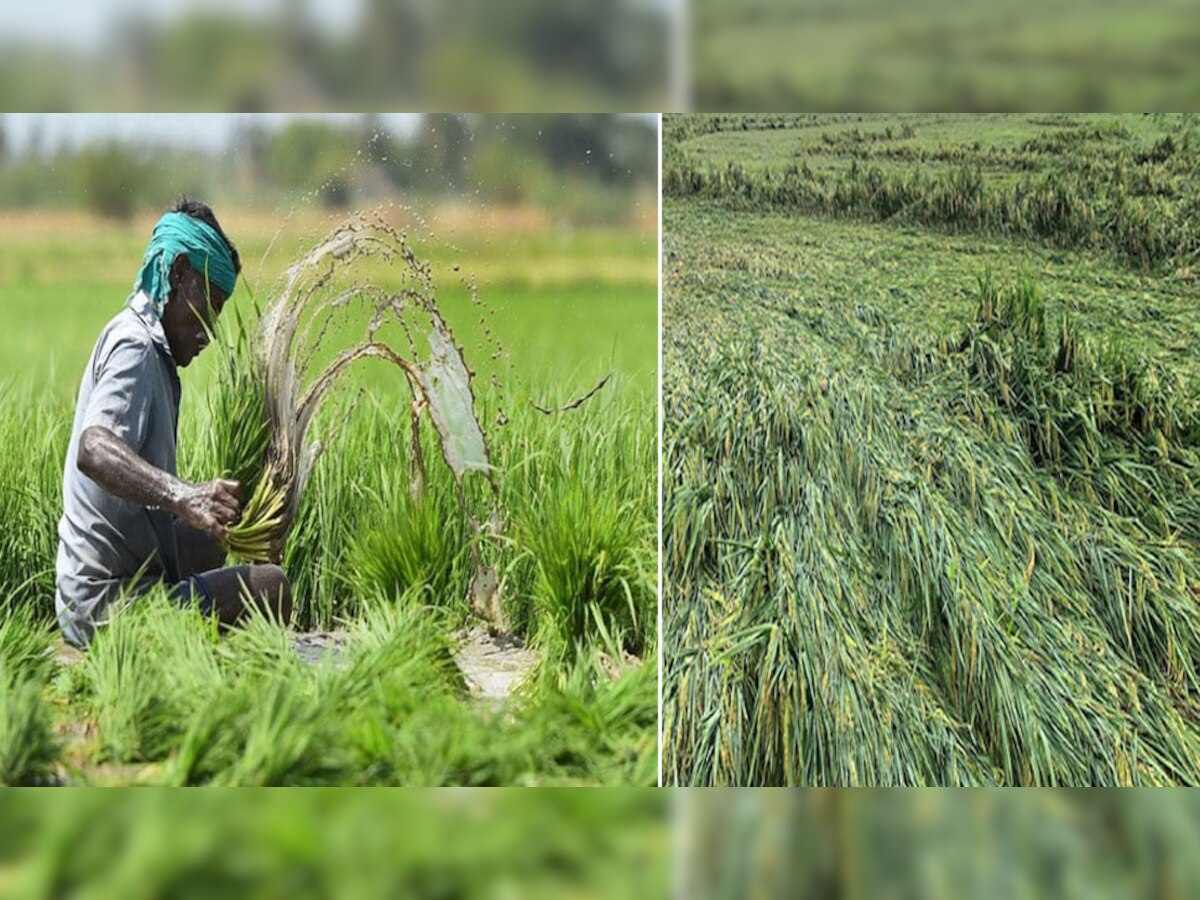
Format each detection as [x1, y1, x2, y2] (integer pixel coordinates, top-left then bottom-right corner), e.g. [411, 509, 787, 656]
[82, 594, 216, 764]
[0, 603, 55, 684]
[0, 386, 71, 616]
[163, 594, 462, 786]
[277, 396, 369, 628]
[0, 604, 59, 785]
[345, 452, 469, 612]
[0, 670, 58, 786]
[280, 395, 477, 628]
[58, 574, 654, 785]
[161, 675, 349, 786]
[527, 648, 659, 786]
[521, 484, 648, 669]
[161, 609, 351, 786]
[362, 650, 657, 787]
[336, 594, 464, 694]
[504, 396, 656, 667]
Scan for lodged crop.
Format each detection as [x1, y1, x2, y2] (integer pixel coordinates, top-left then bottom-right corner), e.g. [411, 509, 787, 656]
[663, 113, 1200, 785]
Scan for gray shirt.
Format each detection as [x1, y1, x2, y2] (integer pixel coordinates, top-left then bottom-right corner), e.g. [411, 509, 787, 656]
[56, 292, 182, 646]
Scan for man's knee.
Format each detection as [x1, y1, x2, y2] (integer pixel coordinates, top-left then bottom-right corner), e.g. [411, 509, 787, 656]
[253, 564, 293, 620]
[254, 563, 289, 595]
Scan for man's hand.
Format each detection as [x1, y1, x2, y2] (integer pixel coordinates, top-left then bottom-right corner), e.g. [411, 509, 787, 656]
[78, 426, 228, 529]
[174, 479, 244, 541]
[78, 426, 247, 543]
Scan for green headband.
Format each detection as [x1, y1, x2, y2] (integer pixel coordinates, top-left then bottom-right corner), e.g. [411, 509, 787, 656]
[134, 211, 237, 318]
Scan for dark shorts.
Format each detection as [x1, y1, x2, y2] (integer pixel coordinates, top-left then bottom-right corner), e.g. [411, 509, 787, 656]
[169, 573, 217, 617]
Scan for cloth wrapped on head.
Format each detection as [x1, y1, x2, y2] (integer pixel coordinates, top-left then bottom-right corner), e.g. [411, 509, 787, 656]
[133, 211, 237, 319]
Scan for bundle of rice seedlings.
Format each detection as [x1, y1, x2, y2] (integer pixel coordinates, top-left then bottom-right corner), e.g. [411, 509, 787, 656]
[198, 298, 270, 498]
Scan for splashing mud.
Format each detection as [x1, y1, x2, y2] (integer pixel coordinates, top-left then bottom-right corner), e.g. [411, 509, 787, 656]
[219, 214, 505, 627]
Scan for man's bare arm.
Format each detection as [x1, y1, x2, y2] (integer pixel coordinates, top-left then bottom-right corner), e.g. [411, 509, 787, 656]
[77, 425, 244, 540]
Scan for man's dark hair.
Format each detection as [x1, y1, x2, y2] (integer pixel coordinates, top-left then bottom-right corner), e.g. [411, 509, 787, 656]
[171, 196, 242, 275]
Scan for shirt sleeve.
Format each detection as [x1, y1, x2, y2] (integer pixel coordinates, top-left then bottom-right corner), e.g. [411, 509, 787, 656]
[82, 337, 156, 453]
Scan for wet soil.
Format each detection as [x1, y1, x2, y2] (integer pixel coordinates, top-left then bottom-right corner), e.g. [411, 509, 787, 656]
[452, 626, 539, 703]
[291, 631, 350, 665]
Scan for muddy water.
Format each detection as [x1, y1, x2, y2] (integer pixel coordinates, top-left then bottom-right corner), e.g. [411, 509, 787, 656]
[290, 627, 539, 707]
[291, 631, 350, 666]
[452, 627, 539, 705]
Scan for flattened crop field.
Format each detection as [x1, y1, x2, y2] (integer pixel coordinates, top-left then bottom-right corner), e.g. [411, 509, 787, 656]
[663, 113, 1200, 785]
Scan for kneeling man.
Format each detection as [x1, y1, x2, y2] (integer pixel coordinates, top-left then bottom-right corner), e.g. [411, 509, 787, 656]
[56, 198, 292, 647]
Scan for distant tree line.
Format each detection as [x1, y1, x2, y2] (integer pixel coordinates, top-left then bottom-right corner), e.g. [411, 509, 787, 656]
[0, 114, 657, 223]
[0, 1, 669, 111]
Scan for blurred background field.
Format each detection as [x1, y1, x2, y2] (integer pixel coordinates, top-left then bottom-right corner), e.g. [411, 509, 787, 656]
[0, 113, 658, 786]
[689, 0, 1200, 111]
[0, 789, 667, 898]
[4, 0, 1199, 112]
[0, 209, 656, 401]
[4, 788, 1197, 899]
[0, 111, 657, 413]
[677, 791, 1200, 899]
[0, 0, 672, 111]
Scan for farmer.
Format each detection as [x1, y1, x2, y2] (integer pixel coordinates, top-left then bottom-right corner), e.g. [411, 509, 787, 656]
[55, 198, 293, 647]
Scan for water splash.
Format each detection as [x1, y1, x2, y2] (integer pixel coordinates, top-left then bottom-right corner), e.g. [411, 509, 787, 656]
[221, 213, 505, 627]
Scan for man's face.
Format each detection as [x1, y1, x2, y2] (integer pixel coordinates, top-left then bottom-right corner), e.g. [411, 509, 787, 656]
[163, 255, 228, 367]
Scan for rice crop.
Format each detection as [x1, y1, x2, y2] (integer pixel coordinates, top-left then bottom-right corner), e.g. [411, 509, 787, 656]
[0, 604, 58, 785]
[664, 113, 1200, 786]
[666, 113, 1200, 273]
[53, 588, 653, 786]
[0, 388, 70, 612]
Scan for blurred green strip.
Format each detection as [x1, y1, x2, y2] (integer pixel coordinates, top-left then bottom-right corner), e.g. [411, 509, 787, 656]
[679, 790, 1200, 900]
[0, 789, 667, 900]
